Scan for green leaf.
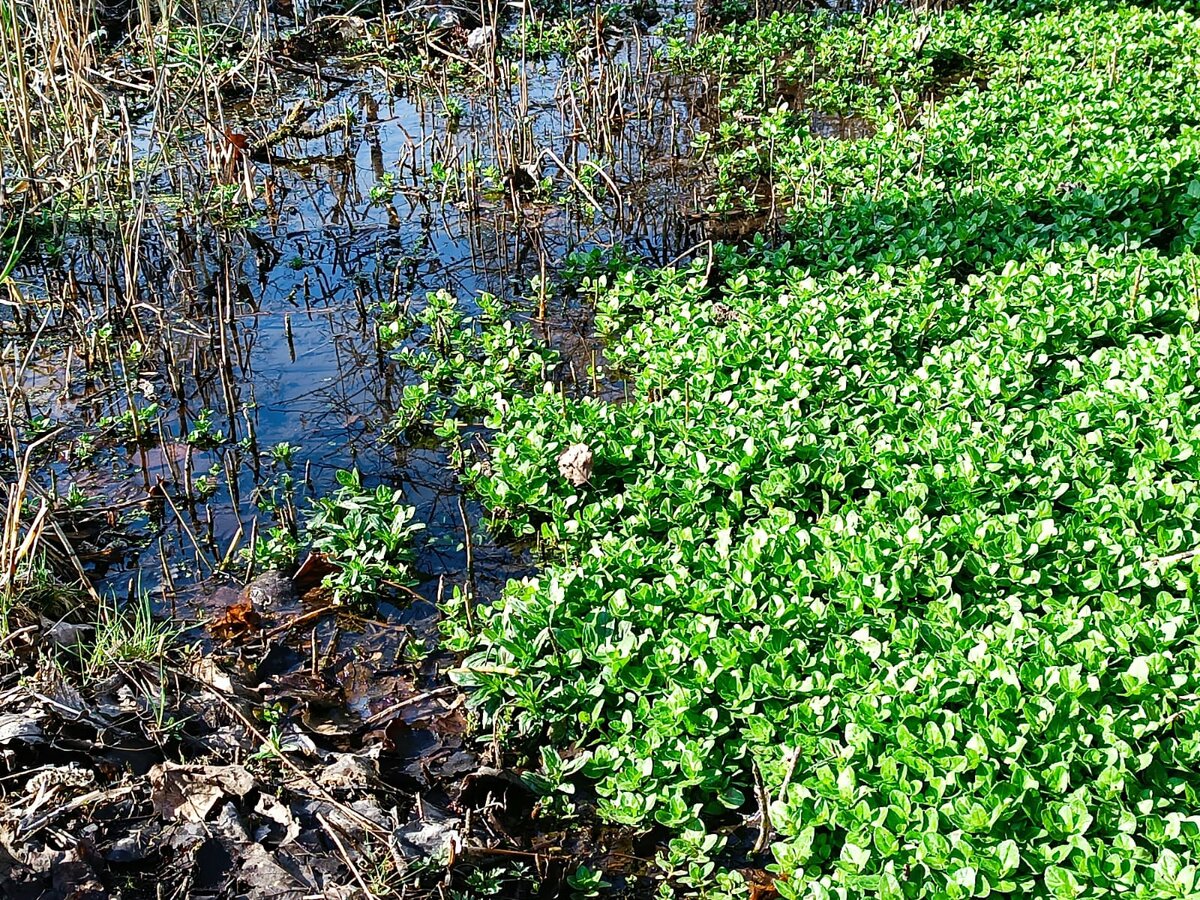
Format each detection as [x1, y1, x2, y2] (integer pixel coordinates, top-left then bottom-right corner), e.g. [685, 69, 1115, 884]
[1045, 866, 1083, 899]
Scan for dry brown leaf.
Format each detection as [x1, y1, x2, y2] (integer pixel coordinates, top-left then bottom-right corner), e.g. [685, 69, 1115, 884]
[209, 599, 263, 640]
[744, 868, 783, 900]
[293, 551, 340, 595]
[149, 763, 255, 823]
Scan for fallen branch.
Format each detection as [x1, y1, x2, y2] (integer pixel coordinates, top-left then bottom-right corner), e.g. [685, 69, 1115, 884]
[245, 101, 356, 161]
[265, 604, 335, 640]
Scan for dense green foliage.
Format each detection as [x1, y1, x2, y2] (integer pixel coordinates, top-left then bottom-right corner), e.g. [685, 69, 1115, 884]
[442, 1, 1200, 896]
[244, 468, 425, 605]
[305, 469, 425, 605]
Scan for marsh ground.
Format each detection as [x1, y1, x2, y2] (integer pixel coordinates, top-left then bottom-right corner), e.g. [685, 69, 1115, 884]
[6, 0, 1200, 898]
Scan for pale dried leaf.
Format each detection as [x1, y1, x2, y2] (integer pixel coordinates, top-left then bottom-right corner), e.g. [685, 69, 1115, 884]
[188, 656, 234, 694]
[254, 793, 301, 846]
[149, 763, 255, 823]
[0, 714, 43, 746]
[557, 443, 594, 486]
[317, 754, 377, 790]
[394, 815, 462, 861]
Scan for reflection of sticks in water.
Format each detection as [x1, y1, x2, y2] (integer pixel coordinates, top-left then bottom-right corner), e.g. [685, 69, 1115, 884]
[267, 56, 359, 86]
[541, 147, 618, 220]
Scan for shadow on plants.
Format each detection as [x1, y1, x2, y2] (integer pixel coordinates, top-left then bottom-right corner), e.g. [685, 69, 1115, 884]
[756, 153, 1200, 282]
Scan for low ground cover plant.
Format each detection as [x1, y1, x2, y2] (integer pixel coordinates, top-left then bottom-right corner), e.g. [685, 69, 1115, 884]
[306, 468, 425, 605]
[243, 468, 424, 606]
[440, 0, 1200, 896]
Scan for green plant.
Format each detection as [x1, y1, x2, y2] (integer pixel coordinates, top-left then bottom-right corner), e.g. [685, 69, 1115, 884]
[186, 408, 225, 449]
[62, 485, 92, 510]
[457, 867, 505, 898]
[268, 442, 299, 469]
[378, 299, 416, 350]
[140, 25, 240, 79]
[23, 414, 56, 439]
[437, 1, 1200, 897]
[252, 472, 297, 516]
[561, 246, 639, 292]
[97, 403, 160, 443]
[72, 432, 96, 462]
[257, 701, 285, 726]
[122, 340, 146, 365]
[566, 865, 610, 900]
[250, 724, 287, 762]
[0, 555, 83, 648]
[443, 96, 466, 123]
[192, 468, 221, 501]
[369, 172, 400, 204]
[0, 218, 27, 285]
[79, 596, 177, 679]
[306, 469, 424, 605]
[241, 525, 301, 572]
[520, 745, 588, 817]
[393, 382, 439, 432]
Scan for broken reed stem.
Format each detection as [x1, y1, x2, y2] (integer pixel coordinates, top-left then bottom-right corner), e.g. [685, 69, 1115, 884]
[1152, 547, 1200, 569]
[776, 746, 801, 804]
[318, 812, 382, 900]
[751, 759, 774, 855]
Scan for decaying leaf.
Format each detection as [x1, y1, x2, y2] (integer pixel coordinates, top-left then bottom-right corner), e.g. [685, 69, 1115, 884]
[254, 793, 301, 846]
[557, 442, 594, 486]
[40, 617, 92, 649]
[466, 25, 494, 53]
[744, 868, 781, 900]
[149, 763, 255, 823]
[0, 713, 44, 747]
[300, 797, 390, 837]
[209, 599, 263, 640]
[237, 840, 307, 900]
[317, 753, 378, 790]
[394, 806, 461, 862]
[293, 551, 340, 595]
[188, 655, 234, 694]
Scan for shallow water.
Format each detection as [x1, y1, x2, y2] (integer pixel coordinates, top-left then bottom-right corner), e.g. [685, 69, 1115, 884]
[2, 7, 709, 686]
